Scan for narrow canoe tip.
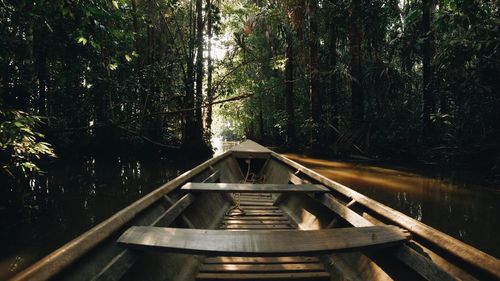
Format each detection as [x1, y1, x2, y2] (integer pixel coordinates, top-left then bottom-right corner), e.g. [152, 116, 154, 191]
[230, 140, 272, 153]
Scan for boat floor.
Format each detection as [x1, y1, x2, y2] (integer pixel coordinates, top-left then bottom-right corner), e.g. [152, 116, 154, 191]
[196, 193, 330, 280]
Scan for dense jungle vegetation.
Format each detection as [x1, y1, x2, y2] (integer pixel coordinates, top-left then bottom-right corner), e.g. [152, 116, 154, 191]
[1, 0, 499, 178]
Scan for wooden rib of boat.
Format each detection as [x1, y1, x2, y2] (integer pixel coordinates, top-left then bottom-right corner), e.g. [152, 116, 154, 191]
[10, 140, 500, 281]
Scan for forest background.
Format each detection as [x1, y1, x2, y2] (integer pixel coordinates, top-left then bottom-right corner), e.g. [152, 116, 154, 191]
[1, 0, 499, 179]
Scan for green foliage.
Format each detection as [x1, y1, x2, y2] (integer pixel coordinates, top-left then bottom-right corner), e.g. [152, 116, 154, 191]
[0, 0, 498, 165]
[0, 0, 226, 156]
[0, 110, 56, 176]
[213, 0, 499, 163]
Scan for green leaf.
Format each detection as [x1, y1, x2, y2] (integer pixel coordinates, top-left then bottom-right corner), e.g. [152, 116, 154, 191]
[112, 0, 119, 9]
[125, 54, 132, 62]
[108, 63, 118, 70]
[77, 37, 88, 45]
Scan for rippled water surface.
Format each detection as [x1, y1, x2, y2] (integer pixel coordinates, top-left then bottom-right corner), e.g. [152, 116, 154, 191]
[284, 153, 500, 258]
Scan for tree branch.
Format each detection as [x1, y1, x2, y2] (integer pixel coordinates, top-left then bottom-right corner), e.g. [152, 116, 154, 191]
[49, 93, 254, 133]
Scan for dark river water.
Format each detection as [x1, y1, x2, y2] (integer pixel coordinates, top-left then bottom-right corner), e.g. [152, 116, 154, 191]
[0, 155, 201, 280]
[1, 145, 498, 279]
[284, 153, 500, 259]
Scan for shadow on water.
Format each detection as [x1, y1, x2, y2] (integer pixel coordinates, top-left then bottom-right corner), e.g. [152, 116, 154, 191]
[0, 155, 201, 280]
[284, 153, 500, 259]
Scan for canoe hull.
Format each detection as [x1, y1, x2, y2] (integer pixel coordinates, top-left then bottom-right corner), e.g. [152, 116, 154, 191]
[10, 140, 500, 281]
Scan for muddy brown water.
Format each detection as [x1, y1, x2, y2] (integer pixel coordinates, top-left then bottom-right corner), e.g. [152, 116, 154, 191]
[284, 153, 499, 259]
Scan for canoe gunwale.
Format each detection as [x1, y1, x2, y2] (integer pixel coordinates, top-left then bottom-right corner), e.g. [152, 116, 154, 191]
[9, 150, 233, 281]
[270, 152, 500, 280]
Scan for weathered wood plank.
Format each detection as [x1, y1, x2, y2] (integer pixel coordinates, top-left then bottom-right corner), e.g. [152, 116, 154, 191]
[94, 169, 222, 280]
[221, 224, 294, 229]
[223, 216, 289, 221]
[181, 183, 329, 193]
[226, 214, 285, 218]
[362, 212, 476, 281]
[93, 193, 197, 280]
[273, 152, 500, 280]
[228, 209, 283, 214]
[118, 226, 410, 256]
[202, 170, 221, 183]
[196, 272, 330, 280]
[240, 202, 275, 206]
[239, 202, 276, 206]
[10, 150, 231, 281]
[222, 220, 291, 224]
[240, 193, 273, 196]
[239, 200, 275, 204]
[239, 199, 274, 202]
[203, 256, 320, 264]
[240, 206, 280, 210]
[317, 194, 372, 228]
[239, 196, 273, 199]
[316, 193, 458, 281]
[199, 263, 325, 272]
[239, 195, 273, 199]
[162, 195, 195, 228]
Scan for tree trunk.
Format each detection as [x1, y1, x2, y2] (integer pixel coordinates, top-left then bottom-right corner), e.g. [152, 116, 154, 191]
[284, 30, 295, 146]
[259, 108, 265, 141]
[195, 0, 204, 139]
[34, 24, 47, 117]
[349, 0, 364, 128]
[131, 0, 139, 50]
[205, 0, 214, 139]
[308, 0, 321, 151]
[328, 18, 338, 143]
[422, 0, 435, 142]
[182, 1, 197, 149]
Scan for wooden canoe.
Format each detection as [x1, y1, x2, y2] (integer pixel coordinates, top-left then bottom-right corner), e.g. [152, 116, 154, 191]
[10, 140, 500, 281]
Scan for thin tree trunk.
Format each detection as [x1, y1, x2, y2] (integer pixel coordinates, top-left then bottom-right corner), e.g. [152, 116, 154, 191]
[284, 30, 295, 145]
[422, 0, 435, 142]
[328, 19, 338, 143]
[182, 1, 197, 148]
[349, 0, 364, 128]
[34, 24, 47, 117]
[16, 23, 33, 111]
[195, 0, 204, 139]
[205, 0, 214, 139]
[131, 0, 139, 50]
[259, 108, 265, 141]
[308, 0, 321, 151]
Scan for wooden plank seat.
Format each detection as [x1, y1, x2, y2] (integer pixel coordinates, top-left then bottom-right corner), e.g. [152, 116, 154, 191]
[118, 226, 410, 256]
[181, 182, 329, 193]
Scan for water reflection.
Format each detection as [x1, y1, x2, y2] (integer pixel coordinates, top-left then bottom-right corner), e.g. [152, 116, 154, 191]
[284, 153, 500, 258]
[0, 155, 198, 280]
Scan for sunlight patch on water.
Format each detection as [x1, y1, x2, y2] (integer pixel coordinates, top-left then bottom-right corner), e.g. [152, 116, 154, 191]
[285, 154, 468, 195]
